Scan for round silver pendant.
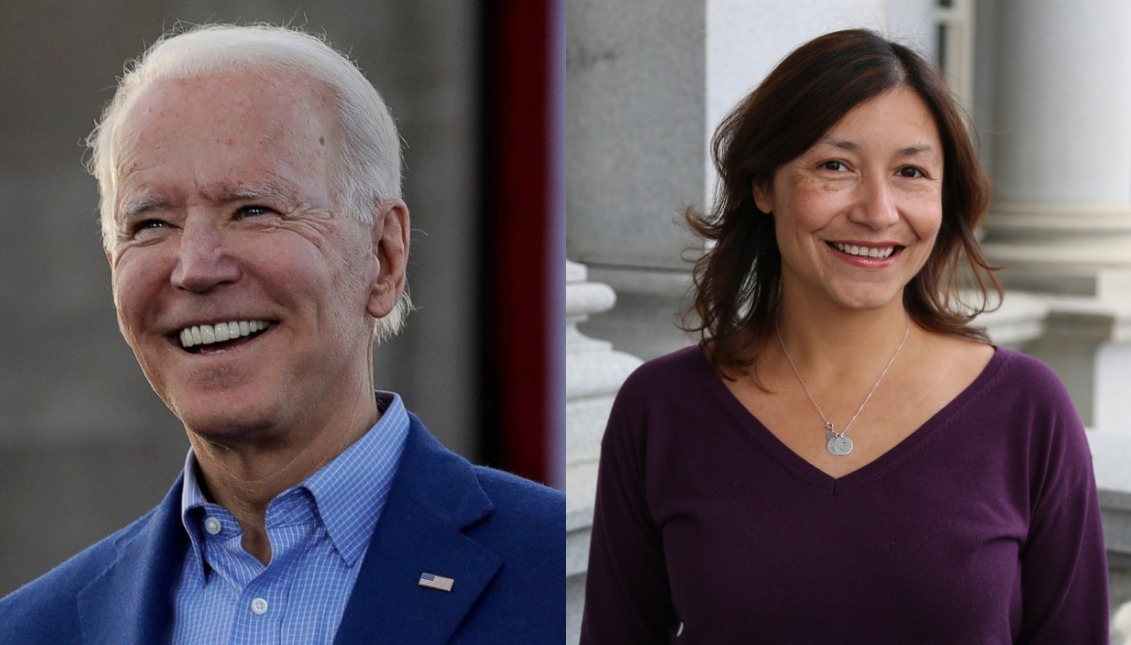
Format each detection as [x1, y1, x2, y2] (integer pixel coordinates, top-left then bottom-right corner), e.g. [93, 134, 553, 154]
[826, 433, 854, 456]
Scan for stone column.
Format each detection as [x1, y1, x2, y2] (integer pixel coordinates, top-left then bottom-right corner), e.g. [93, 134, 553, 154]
[975, 7, 1131, 614]
[975, 292, 1048, 350]
[978, 0, 1131, 429]
[565, 261, 642, 643]
[980, 0, 1131, 296]
[566, 0, 707, 359]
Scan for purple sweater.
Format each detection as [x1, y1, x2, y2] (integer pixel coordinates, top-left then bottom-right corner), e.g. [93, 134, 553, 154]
[581, 345, 1108, 644]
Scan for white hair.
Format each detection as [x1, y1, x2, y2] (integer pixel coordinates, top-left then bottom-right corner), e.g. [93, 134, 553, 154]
[88, 23, 411, 342]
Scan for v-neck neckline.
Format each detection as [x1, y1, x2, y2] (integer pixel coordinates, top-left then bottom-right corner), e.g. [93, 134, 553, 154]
[698, 343, 1007, 493]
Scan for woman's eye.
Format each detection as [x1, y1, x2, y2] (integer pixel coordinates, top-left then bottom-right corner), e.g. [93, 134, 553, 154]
[819, 160, 848, 172]
[898, 167, 926, 178]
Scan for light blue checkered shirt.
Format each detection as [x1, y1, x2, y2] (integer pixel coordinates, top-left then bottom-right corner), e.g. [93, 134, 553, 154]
[170, 392, 410, 644]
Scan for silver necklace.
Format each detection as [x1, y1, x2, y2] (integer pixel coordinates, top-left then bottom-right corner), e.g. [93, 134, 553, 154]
[776, 319, 910, 456]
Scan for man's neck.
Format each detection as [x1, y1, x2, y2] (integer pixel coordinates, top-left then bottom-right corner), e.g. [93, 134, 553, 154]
[187, 394, 379, 563]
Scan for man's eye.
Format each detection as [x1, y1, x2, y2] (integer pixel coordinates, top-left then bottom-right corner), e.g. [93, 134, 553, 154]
[135, 219, 169, 232]
[238, 205, 272, 218]
[120, 218, 172, 242]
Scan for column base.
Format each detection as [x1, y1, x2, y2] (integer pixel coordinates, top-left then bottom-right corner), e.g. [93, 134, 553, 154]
[582, 264, 695, 360]
[1023, 296, 1131, 428]
[982, 203, 1131, 297]
[565, 260, 643, 644]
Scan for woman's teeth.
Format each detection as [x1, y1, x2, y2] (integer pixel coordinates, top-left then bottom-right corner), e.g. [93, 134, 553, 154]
[833, 242, 895, 259]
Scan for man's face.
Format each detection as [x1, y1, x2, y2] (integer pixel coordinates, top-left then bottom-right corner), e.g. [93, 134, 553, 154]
[108, 70, 400, 443]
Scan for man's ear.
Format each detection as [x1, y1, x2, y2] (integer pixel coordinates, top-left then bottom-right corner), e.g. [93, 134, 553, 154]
[366, 198, 410, 319]
[753, 181, 773, 214]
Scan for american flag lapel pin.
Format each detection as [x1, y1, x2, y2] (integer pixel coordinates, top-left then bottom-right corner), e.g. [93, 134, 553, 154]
[418, 572, 455, 592]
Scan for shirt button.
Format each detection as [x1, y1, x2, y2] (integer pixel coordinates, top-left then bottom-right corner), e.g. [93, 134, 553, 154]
[251, 597, 269, 615]
[204, 517, 222, 535]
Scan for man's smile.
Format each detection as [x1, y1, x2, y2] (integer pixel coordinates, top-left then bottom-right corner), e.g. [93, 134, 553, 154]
[177, 319, 273, 352]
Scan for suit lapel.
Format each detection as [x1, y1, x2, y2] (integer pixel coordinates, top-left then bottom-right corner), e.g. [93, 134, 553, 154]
[76, 478, 186, 644]
[70, 419, 499, 644]
[335, 417, 501, 644]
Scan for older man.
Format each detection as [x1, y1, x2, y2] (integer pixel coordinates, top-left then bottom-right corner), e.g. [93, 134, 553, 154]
[0, 24, 563, 644]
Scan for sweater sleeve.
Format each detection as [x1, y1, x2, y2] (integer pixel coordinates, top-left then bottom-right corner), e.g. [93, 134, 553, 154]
[580, 372, 678, 644]
[1016, 365, 1109, 643]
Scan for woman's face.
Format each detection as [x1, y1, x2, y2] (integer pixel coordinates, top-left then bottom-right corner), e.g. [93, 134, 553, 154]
[754, 87, 944, 316]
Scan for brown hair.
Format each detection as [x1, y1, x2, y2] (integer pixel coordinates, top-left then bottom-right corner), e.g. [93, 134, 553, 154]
[683, 28, 1001, 379]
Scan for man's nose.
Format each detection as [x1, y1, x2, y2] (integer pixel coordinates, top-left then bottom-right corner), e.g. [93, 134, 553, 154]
[170, 220, 240, 292]
[850, 175, 900, 229]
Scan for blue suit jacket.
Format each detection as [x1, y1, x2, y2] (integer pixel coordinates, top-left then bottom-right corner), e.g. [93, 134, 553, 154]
[0, 415, 565, 643]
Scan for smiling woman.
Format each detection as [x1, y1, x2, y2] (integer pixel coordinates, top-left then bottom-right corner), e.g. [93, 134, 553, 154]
[581, 29, 1110, 643]
[685, 31, 999, 383]
[753, 88, 945, 317]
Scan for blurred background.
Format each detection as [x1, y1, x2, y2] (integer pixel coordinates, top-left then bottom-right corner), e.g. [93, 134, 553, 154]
[0, 0, 563, 594]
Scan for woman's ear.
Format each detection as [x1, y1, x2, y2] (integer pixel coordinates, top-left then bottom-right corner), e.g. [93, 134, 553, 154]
[365, 198, 410, 319]
[753, 181, 773, 214]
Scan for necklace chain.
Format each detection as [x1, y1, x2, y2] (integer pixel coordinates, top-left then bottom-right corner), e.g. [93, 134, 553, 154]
[776, 318, 911, 444]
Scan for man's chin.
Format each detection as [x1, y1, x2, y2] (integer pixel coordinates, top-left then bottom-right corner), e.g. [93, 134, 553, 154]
[174, 404, 285, 448]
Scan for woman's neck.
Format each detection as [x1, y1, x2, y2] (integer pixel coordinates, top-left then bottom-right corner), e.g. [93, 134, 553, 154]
[772, 296, 914, 383]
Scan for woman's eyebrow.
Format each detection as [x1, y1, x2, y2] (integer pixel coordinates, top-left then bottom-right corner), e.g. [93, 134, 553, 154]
[815, 138, 939, 161]
[816, 137, 861, 152]
[897, 144, 940, 160]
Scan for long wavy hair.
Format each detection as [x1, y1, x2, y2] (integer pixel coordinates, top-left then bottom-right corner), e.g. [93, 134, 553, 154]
[684, 29, 1001, 380]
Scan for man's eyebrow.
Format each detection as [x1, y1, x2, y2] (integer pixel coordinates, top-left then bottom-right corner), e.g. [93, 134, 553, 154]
[222, 183, 297, 208]
[121, 196, 169, 221]
[119, 183, 299, 221]
[226, 185, 283, 201]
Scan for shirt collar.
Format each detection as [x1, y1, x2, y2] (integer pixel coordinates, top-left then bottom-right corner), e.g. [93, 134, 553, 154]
[180, 391, 411, 568]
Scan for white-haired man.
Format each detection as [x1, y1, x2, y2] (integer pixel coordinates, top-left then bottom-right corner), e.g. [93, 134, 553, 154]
[0, 24, 564, 644]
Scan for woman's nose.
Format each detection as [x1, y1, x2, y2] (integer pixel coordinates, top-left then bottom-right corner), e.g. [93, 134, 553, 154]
[850, 176, 900, 229]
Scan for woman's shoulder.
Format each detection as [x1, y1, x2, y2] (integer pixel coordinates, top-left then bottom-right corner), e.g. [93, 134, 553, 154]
[982, 345, 1072, 400]
[608, 344, 727, 436]
[926, 333, 1067, 400]
[942, 341, 1083, 441]
[915, 334, 1078, 438]
[618, 344, 713, 396]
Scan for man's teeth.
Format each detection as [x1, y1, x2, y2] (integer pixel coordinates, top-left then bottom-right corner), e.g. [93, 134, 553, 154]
[834, 242, 896, 259]
[179, 320, 269, 349]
